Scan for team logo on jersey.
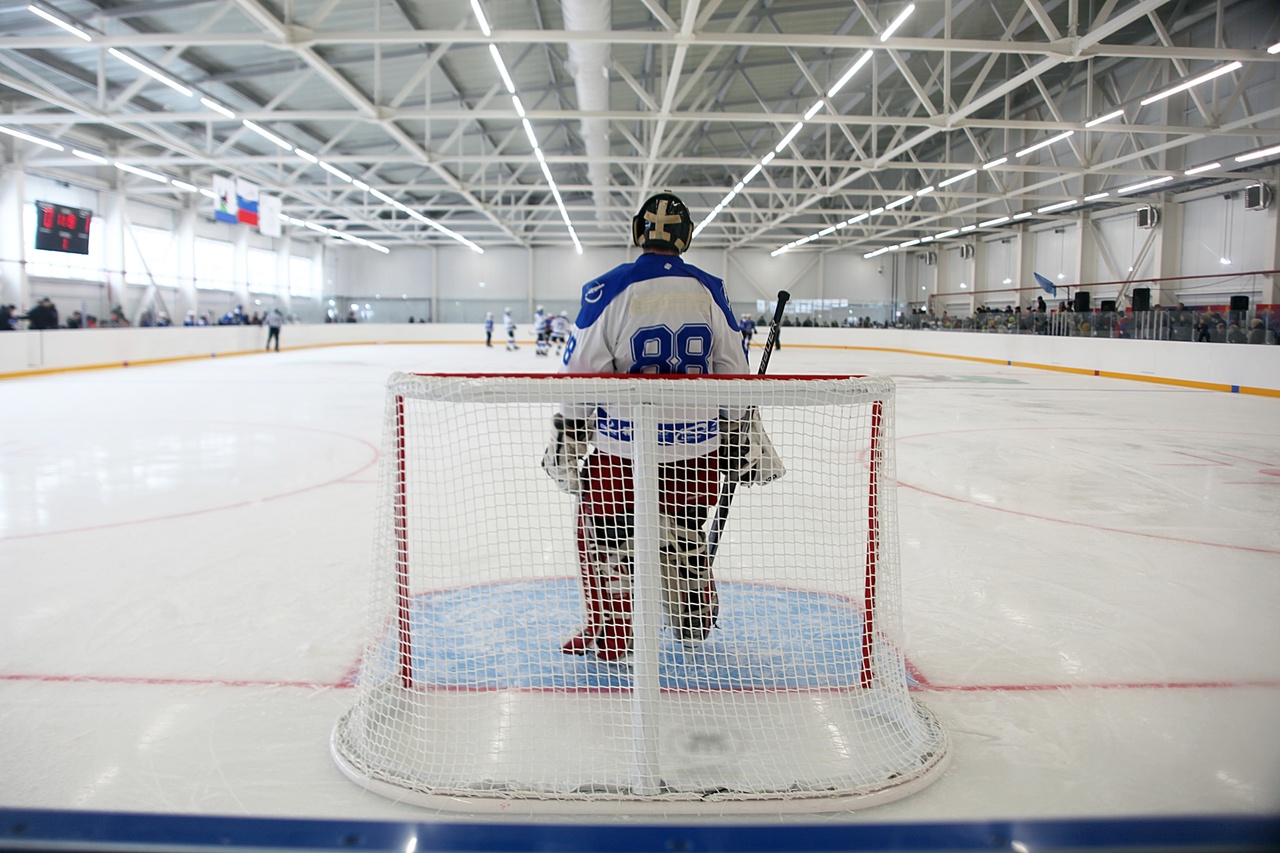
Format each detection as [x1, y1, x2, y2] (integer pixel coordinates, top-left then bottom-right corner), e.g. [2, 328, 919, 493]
[658, 420, 717, 446]
[584, 280, 605, 303]
[597, 414, 633, 442]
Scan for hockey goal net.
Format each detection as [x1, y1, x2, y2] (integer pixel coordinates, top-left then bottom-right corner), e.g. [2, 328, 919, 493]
[331, 372, 948, 814]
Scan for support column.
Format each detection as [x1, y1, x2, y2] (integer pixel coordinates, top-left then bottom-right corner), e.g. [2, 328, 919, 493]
[175, 207, 197, 321]
[0, 165, 27, 312]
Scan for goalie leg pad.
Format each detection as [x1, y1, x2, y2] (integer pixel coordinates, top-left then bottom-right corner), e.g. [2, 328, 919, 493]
[660, 505, 719, 645]
[563, 509, 635, 661]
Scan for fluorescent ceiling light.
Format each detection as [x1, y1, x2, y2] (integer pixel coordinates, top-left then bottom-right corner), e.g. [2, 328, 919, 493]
[938, 169, 976, 187]
[1037, 199, 1078, 212]
[864, 247, 890, 258]
[319, 161, 352, 182]
[521, 118, 539, 149]
[511, 95, 525, 117]
[469, 0, 491, 36]
[1184, 162, 1220, 175]
[352, 179, 370, 191]
[1140, 61, 1242, 106]
[242, 120, 293, 151]
[879, 3, 916, 41]
[869, 207, 885, 216]
[982, 157, 1008, 169]
[1084, 192, 1110, 201]
[960, 224, 977, 232]
[804, 101, 825, 120]
[921, 235, 933, 241]
[827, 50, 873, 98]
[71, 149, 108, 164]
[743, 163, 763, 184]
[1085, 109, 1124, 128]
[1235, 144, 1280, 163]
[1116, 175, 1173, 194]
[937, 229, 959, 238]
[1269, 42, 1280, 55]
[885, 195, 912, 209]
[979, 216, 1010, 227]
[295, 149, 319, 164]
[107, 48, 192, 97]
[775, 122, 803, 152]
[848, 213, 869, 224]
[170, 179, 197, 192]
[0, 126, 63, 151]
[916, 185, 934, 195]
[200, 97, 235, 118]
[1013, 211, 1032, 219]
[901, 238, 921, 247]
[27, 5, 92, 41]
[115, 162, 168, 183]
[818, 226, 836, 237]
[1016, 130, 1074, 158]
[489, 45, 516, 93]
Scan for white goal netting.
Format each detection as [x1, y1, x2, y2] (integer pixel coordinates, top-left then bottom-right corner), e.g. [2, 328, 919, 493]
[331, 372, 948, 814]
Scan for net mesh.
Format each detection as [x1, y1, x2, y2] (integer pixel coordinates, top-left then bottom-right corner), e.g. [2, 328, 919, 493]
[331, 373, 948, 813]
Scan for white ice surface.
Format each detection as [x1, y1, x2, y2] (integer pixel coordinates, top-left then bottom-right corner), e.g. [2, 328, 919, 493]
[1, 340, 1278, 825]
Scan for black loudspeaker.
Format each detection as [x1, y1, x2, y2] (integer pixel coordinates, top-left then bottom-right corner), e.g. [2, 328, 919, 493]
[1100, 299, 1117, 312]
[1132, 288, 1151, 312]
[1073, 290, 1091, 312]
[1230, 295, 1250, 311]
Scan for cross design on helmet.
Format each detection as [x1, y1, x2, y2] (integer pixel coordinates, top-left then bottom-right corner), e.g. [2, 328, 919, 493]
[644, 200, 684, 245]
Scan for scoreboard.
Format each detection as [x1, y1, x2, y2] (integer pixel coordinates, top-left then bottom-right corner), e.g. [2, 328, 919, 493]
[34, 200, 92, 254]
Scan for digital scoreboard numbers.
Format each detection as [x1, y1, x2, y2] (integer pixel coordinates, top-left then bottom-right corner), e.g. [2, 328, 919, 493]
[34, 200, 92, 255]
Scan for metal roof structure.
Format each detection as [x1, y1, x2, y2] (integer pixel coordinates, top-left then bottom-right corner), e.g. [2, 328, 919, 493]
[1, 0, 1277, 257]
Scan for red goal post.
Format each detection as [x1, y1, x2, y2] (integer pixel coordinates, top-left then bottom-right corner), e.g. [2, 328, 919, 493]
[332, 372, 948, 814]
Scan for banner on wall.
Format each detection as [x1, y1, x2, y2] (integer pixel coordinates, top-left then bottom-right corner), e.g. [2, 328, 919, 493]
[236, 178, 260, 226]
[258, 194, 282, 238]
[212, 175, 238, 223]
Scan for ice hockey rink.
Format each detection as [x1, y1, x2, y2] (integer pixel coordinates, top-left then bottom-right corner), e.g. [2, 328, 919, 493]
[2, 336, 1278, 850]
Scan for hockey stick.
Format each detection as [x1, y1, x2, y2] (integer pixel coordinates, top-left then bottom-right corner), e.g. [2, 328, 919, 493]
[707, 289, 790, 565]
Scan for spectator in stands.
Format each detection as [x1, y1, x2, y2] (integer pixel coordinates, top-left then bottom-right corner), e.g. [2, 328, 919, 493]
[65, 310, 83, 329]
[0, 304, 15, 330]
[1226, 323, 1247, 344]
[1247, 318, 1267, 345]
[25, 297, 59, 330]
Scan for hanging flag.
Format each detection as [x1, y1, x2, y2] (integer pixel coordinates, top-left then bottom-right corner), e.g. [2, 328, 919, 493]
[236, 178, 260, 226]
[258, 194, 282, 238]
[213, 175, 238, 223]
[1033, 272, 1057, 297]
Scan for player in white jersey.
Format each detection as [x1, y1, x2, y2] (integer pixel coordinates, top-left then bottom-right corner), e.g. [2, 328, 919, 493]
[550, 312, 570, 356]
[533, 305, 549, 356]
[503, 308, 518, 351]
[542, 191, 771, 662]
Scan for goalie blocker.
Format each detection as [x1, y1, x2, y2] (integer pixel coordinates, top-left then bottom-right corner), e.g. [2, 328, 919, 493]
[542, 409, 783, 661]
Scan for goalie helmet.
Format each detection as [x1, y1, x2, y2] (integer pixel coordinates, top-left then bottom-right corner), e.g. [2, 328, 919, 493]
[632, 191, 694, 254]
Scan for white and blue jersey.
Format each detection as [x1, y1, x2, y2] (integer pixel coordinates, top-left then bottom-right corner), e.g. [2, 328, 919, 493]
[559, 253, 749, 462]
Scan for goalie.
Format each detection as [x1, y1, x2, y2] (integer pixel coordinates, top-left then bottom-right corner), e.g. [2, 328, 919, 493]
[542, 191, 783, 662]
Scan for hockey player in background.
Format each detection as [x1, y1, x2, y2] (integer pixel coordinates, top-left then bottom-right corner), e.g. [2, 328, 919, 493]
[542, 190, 779, 662]
[503, 307, 518, 351]
[550, 311, 570, 356]
[534, 306, 553, 357]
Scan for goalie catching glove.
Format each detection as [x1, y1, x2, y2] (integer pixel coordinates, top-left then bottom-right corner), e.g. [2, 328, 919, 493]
[542, 414, 591, 494]
[718, 409, 785, 486]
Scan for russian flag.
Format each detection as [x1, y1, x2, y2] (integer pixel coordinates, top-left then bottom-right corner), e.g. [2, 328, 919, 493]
[236, 178, 260, 226]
